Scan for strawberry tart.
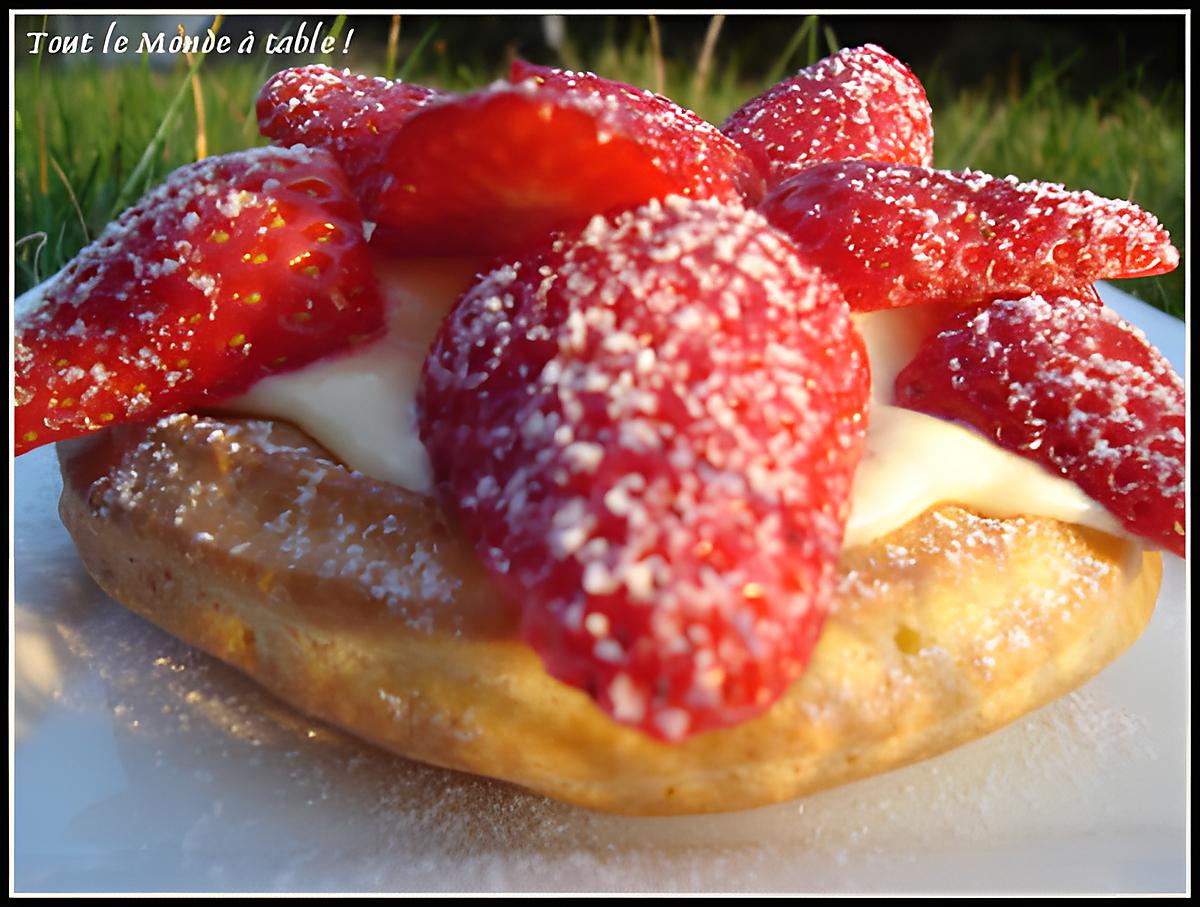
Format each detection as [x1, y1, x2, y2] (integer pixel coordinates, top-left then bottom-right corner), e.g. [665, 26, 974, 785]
[16, 46, 1184, 814]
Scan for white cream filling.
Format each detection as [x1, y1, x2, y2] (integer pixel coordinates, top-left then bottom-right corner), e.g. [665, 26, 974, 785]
[19, 259, 1127, 549]
[225, 264, 1126, 548]
[844, 308, 1124, 548]
[224, 257, 482, 493]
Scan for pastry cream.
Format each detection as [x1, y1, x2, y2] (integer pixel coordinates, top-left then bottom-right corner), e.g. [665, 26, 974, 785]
[17, 261, 1127, 548]
[224, 259, 1126, 548]
[225, 257, 480, 493]
[845, 309, 1123, 547]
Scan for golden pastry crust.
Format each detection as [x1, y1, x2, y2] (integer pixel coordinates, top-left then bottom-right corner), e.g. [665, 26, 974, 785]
[57, 413, 1161, 815]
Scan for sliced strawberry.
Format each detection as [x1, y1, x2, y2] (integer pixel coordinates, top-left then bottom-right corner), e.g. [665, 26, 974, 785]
[15, 146, 382, 455]
[256, 64, 445, 183]
[364, 80, 750, 257]
[894, 289, 1185, 556]
[418, 197, 870, 741]
[759, 161, 1180, 312]
[721, 44, 934, 187]
[509, 59, 764, 203]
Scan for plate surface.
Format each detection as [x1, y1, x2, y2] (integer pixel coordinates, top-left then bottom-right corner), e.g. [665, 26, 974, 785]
[11, 284, 1187, 894]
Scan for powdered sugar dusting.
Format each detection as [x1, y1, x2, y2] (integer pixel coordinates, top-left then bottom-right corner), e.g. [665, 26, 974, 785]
[93, 414, 466, 632]
[760, 160, 1180, 311]
[257, 64, 445, 180]
[14, 145, 382, 453]
[420, 196, 869, 740]
[722, 44, 934, 185]
[31, 465, 1172, 891]
[894, 290, 1186, 554]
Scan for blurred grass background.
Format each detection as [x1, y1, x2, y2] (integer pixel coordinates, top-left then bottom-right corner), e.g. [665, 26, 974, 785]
[13, 13, 1185, 317]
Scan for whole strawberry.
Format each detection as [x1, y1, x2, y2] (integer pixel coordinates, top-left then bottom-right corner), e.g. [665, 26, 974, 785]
[419, 197, 870, 741]
[15, 146, 382, 455]
[760, 161, 1180, 311]
[894, 289, 1185, 557]
[722, 44, 934, 187]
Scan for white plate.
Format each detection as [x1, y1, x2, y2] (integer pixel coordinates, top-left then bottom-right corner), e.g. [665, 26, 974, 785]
[11, 285, 1187, 894]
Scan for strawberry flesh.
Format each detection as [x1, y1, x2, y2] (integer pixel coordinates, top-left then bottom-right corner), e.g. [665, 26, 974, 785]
[894, 289, 1185, 556]
[760, 161, 1180, 311]
[722, 44, 934, 188]
[418, 197, 870, 741]
[364, 80, 751, 257]
[15, 145, 382, 455]
[510, 59, 765, 203]
[256, 64, 444, 186]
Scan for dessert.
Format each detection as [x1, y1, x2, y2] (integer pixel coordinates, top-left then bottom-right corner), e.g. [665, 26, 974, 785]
[16, 45, 1184, 815]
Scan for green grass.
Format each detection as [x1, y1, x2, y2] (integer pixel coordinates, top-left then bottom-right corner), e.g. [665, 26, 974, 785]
[14, 17, 1185, 318]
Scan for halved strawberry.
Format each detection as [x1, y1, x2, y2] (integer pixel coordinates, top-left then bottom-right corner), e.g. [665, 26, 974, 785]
[759, 161, 1179, 311]
[418, 197, 870, 741]
[364, 80, 750, 257]
[509, 59, 764, 203]
[15, 145, 382, 455]
[256, 64, 445, 184]
[721, 44, 934, 187]
[894, 289, 1185, 556]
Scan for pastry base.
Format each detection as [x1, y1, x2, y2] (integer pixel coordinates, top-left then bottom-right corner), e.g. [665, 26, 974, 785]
[57, 414, 1161, 815]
